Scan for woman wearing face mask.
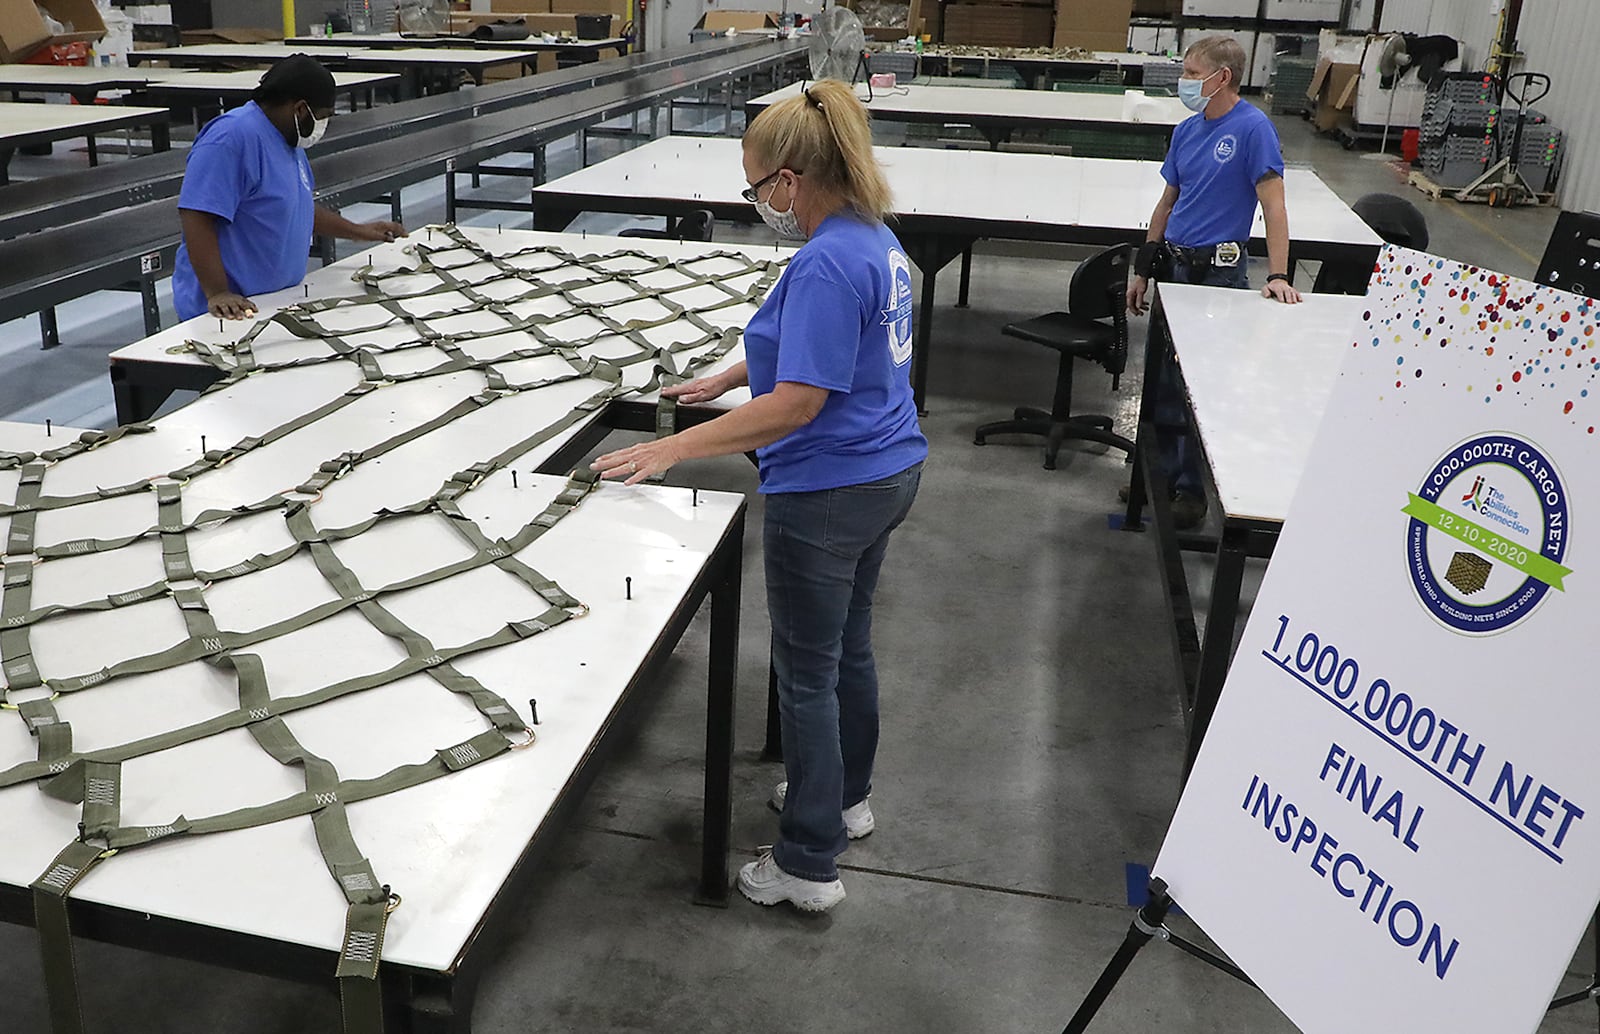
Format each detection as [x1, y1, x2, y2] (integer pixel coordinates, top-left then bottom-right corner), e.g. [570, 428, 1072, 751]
[173, 54, 407, 322]
[590, 77, 926, 914]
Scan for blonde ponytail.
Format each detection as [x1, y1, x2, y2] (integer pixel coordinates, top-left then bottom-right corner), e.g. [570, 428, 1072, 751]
[743, 78, 893, 221]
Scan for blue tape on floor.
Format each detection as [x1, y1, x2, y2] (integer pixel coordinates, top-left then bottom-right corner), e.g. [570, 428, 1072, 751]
[1124, 862, 1184, 915]
[1106, 512, 1149, 531]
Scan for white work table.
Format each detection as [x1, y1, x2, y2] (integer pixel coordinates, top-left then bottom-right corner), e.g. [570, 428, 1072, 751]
[1158, 282, 1363, 523]
[0, 101, 172, 184]
[747, 80, 1190, 138]
[5, 225, 766, 1029]
[0, 65, 188, 102]
[913, 47, 1182, 87]
[287, 31, 628, 55]
[1122, 279, 1366, 781]
[532, 137, 1380, 262]
[532, 136, 1382, 410]
[0, 420, 87, 453]
[127, 43, 542, 92]
[130, 69, 400, 114]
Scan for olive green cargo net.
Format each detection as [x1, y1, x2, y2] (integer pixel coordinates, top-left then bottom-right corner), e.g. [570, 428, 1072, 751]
[0, 227, 784, 1034]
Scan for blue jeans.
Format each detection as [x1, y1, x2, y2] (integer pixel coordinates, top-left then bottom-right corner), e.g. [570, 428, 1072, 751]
[1157, 258, 1250, 497]
[765, 462, 922, 881]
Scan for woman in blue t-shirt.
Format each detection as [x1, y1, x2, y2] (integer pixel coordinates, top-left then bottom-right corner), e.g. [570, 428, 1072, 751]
[591, 78, 927, 914]
[173, 55, 407, 322]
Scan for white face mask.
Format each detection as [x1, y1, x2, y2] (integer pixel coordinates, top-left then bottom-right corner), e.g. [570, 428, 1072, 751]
[295, 105, 329, 150]
[755, 180, 805, 240]
[1177, 68, 1222, 113]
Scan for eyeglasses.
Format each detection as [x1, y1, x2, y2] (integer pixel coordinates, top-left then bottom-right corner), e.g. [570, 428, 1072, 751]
[741, 169, 783, 204]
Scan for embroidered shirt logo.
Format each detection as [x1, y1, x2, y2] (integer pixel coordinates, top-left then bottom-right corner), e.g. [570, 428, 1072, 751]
[1214, 134, 1238, 163]
[882, 248, 914, 366]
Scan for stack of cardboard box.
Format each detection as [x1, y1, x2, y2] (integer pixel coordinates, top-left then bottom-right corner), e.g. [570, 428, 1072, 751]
[940, 0, 1052, 48]
[1052, 0, 1130, 52]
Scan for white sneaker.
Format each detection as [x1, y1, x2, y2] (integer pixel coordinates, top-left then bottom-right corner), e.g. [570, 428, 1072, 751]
[768, 782, 875, 839]
[737, 850, 846, 913]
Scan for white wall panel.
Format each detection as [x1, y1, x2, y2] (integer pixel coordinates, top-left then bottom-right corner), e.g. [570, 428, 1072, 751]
[1377, 0, 1499, 66]
[1516, 0, 1600, 214]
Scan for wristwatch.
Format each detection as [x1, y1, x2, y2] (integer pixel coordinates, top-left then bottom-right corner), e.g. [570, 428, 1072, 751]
[1266, 273, 1291, 284]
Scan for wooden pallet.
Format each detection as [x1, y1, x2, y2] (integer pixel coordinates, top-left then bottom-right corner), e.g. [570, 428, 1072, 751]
[1408, 169, 1555, 206]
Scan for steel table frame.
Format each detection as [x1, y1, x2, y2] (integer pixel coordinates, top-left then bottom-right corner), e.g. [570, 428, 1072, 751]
[529, 143, 1380, 413]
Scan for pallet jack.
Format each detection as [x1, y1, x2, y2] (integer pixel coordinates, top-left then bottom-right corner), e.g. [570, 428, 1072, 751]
[1457, 70, 1551, 208]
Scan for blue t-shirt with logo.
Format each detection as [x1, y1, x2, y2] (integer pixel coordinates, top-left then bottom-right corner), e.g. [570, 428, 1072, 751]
[173, 101, 316, 320]
[742, 213, 927, 495]
[1161, 99, 1284, 248]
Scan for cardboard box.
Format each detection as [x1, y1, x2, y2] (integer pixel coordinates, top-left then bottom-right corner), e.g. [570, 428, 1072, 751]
[1305, 56, 1358, 133]
[549, 0, 627, 16]
[1053, 0, 1129, 51]
[180, 27, 280, 43]
[0, 0, 108, 63]
[943, 3, 1052, 48]
[699, 11, 775, 31]
[486, 0, 551, 13]
[480, 6, 616, 35]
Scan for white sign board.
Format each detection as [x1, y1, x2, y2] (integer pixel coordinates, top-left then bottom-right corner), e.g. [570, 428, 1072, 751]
[1155, 247, 1600, 1033]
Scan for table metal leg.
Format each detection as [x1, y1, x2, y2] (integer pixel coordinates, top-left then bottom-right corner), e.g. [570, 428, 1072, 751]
[86, 133, 98, 167]
[697, 517, 742, 907]
[912, 264, 938, 414]
[140, 278, 161, 337]
[1123, 291, 1173, 532]
[1185, 521, 1249, 776]
[762, 657, 781, 762]
[957, 246, 973, 308]
[902, 234, 972, 416]
[407, 971, 476, 1034]
[39, 308, 59, 350]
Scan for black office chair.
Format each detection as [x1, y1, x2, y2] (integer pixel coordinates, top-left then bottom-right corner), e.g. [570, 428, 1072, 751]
[618, 209, 716, 242]
[1535, 210, 1600, 295]
[973, 243, 1135, 469]
[1312, 193, 1430, 294]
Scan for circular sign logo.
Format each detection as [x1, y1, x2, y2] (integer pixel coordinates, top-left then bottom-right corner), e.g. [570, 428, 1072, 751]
[883, 248, 914, 366]
[1214, 134, 1237, 163]
[1403, 433, 1573, 634]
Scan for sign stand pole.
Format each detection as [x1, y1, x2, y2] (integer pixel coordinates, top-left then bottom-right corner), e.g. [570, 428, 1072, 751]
[1064, 887, 1600, 1031]
[1060, 878, 1255, 1034]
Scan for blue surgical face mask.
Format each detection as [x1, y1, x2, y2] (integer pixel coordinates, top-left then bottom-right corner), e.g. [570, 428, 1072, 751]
[1177, 68, 1222, 113]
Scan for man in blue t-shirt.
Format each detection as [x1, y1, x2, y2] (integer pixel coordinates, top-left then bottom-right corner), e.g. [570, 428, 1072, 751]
[1125, 35, 1301, 528]
[173, 55, 407, 322]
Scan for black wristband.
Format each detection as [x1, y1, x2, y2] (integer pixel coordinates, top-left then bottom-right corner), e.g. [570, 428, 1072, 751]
[1266, 273, 1290, 284]
[1135, 241, 1161, 279]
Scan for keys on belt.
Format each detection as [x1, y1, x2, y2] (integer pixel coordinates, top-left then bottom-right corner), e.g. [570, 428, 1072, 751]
[1164, 241, 1244, 269]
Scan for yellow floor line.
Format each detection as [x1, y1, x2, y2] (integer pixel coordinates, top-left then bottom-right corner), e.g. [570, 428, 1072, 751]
[1451, 202, 1543, 270]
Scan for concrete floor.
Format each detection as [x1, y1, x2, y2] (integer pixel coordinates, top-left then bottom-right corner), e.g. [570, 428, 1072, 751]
[0, 100, 1594, 1032]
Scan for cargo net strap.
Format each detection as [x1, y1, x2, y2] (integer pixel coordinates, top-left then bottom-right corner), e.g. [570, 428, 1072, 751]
[3, 226, 784, 1034]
